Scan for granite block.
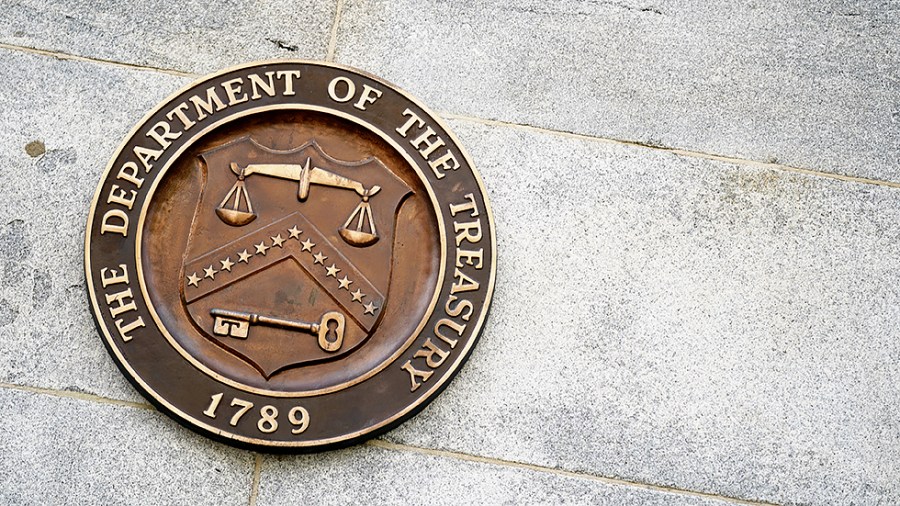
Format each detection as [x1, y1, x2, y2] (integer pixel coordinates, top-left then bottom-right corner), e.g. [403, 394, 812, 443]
[335, 0, 900, 181]
[2, 39, 899, 505]
[0, 48, 191, 401]
[0, 0, 335, 74]
[0, 387, 254, 505]
[256, 443, 742, 506]
[382, 118, 900, 505]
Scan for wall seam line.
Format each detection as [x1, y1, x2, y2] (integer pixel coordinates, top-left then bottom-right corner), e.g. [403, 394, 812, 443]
[366, 439, 779, 506]
[325, 0, 346, 62]
[0, 380, 777, 504]
[0, 381, 153, 410]
[248, 453, 263, 506]
[0, 42, 195, 77]
[0, 40, 891, 192]
[439, 111, 900, 190]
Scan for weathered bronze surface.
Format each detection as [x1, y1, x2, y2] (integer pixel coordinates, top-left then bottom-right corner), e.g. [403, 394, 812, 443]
[84, 61, 496, 451]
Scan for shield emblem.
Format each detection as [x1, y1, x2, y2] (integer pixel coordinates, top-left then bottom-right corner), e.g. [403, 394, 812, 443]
[180, 136, 412, 378]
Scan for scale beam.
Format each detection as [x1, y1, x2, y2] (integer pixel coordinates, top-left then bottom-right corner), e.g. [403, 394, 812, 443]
[230, 160, 381, 200]
[219, 158, 381, 246]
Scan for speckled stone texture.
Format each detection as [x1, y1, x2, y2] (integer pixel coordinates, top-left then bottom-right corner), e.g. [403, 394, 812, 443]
[0, 49, 190, 402]
[381, 119, 900, 505]
[256, 444, 743, 506]
[1, 2, 899, 504]
[0, 388, 254, 505]
[0, 0, 335, 74]
[334, 0, 900, 182]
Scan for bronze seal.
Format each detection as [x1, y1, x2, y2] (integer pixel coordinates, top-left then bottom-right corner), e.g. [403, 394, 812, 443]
[84, 61, 495, 450]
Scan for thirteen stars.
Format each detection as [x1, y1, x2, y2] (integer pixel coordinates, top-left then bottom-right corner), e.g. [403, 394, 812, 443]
[192, 228, 379, 310]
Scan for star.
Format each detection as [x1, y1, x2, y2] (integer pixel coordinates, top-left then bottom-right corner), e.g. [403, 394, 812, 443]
[313, 252, 327, 265]
[363, 302, 378, 315]
[338, 276, 352, 290]
[203, 265, 217, 280]
[220, 257, 234, 272]
[300, 238, 315, 252]
[186, 273, 201, 287]
[238, 249, 252, 263]
[270, 234, 285, 248]
[326, 264, 340, 277]
[351, 289, 365, 302]
[288, 226, 302, 239]
[255, 241, 270, 255]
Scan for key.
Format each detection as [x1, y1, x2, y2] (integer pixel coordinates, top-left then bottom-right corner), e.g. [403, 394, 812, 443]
[210, 308, 345, 352]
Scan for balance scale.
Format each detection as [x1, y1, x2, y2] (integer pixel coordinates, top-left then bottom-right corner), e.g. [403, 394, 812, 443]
[215, 158, 381, 247]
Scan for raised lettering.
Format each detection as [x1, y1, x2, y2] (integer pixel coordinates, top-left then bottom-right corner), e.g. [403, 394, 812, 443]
[401, 360, 433, 392]
[449, 193, 479, 217]
[434, 319, 465, 349]
[414, 338, 451, 368]
[189, 86, 227, 120]
[222, 77, 249, 105]
[453, 219, 482, 246]
[410, 127, 446, 158]
[100, 264, 129, 288]
[455, 248, 483, 269]
[166, 102, 196, 131]
[146, 120, 182, 150]
[450, 268, 480, 294]
[248, 71, 277, 99]
[276, 70, 301, 96]
[133, 145, 163, 172]
[100, 209, 128, 236]
[106, 185, 137, 210]
[445, 295, 474, 321]
[353, 84, 383, 111]
[116, 161, 144, 188]
[114, 316, 144, 342]
[328, 76, 355, 103]
[105, 288, 137, 318]
[428, 151, 460, 179]
[396, 108, 425, 137]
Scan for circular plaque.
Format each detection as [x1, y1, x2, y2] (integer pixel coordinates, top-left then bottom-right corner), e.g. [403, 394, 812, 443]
[84, 61, 495, 450]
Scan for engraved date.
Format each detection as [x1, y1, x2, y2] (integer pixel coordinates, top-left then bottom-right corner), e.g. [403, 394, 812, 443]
[202, 393, 309, 434]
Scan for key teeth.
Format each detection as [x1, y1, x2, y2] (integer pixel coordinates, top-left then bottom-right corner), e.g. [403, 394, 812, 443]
[212, 315, 250, 339]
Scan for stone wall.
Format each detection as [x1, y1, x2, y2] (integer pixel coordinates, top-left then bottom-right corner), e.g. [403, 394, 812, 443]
[1, 1, 898, 504]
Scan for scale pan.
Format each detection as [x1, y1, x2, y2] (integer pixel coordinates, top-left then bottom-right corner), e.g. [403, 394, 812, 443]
[216, 208, 257, 227]
[340, 228, 379, 247]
